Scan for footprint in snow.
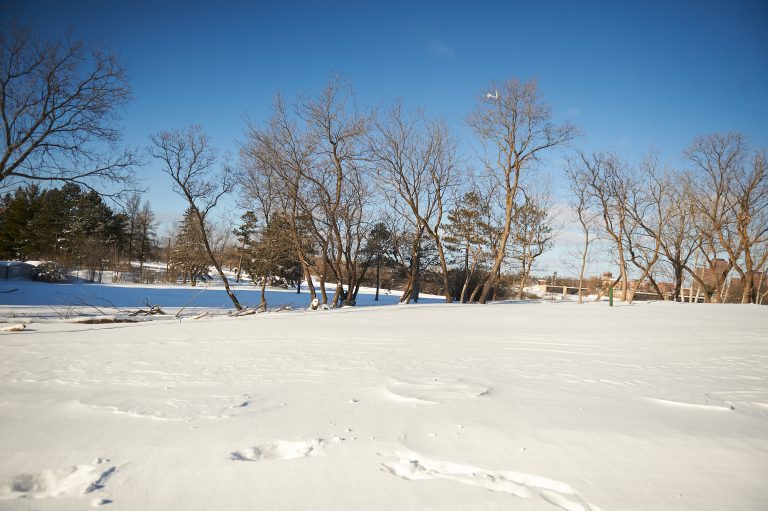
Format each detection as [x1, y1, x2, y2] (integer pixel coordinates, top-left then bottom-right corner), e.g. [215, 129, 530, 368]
[379, 451, 598, 511]
[231, 439, 326, 461]
[0, 457, 120, 505]
[231, 435, 352, 462]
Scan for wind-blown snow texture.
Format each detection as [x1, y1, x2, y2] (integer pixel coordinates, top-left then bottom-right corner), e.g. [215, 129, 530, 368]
[0, 282, 766, 510]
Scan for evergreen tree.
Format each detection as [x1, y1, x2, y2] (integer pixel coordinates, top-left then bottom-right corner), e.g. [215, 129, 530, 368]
[235, 211, 301, 308]
[360, 222, 394, 301]
[0, 185, 44, 260]
[0, 183, 127, 276]
[134, 201, 157, 274]
[170, 208, 210, 286]
[444, 191, 492, 302]
[233, 211, 259, 283]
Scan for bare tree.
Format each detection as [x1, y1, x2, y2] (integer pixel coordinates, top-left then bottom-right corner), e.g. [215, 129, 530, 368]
[369, 102, 458, 303]
[623, 154, 667, 302]
[566, 165, 598, 303]
[1, 24, 138, 195]
[654, 175, 700, 302]
[148, 125, 242, 310]
[512, 184, 557, 300]
[685, 133, 743, 302]
[124, 193, 141, 265]
[468, 78, 578, 303]
[300, 77, 371, 306]
[240, 96, 318, 302]
[572, 151, 632, 301]
[726, 150, 767, 303]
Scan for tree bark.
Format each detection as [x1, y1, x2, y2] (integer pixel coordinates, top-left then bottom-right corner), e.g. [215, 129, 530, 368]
[192, 210, 242, 311]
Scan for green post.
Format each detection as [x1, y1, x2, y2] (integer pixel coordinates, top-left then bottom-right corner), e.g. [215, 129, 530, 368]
[609, 286, 614, 307]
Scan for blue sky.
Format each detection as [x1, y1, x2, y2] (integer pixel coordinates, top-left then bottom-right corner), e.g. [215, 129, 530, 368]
[7, 0, 768, 271]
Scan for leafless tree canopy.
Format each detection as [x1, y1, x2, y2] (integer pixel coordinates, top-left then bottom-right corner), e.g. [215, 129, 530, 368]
[0, 24, 138, 195]
[369, 102, 459, 303]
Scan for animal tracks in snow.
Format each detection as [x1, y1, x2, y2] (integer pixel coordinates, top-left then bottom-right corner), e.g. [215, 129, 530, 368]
[0, 457, 119, 506]
[384, 377, 490, 404]
[380, 451, 599, 511]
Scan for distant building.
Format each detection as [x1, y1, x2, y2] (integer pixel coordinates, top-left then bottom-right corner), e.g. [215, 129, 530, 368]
[731, 272, 766, 290]
[697, 258, 730, 287]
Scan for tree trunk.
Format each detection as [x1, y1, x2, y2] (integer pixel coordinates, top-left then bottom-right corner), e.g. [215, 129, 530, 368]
[302, 263, 316, 300]
[412, 264, 421, 303]
[479, 212, 512, 303]
[647, 273, 665, 300]
[577, 239, 588, 304]
[460, 280, 470, 304]
[188, 210, 242, 310]
[259, 276, 267, 309]
[672, 265, 684, 302]
[491, 266, 502, 301]
[741, 270, 754, 304]
[400, 273, 413, 303]
[318, 248, 329, 305]
[375, 255, 380, 301]
[756, 271, 766, 304]
[400, 231, 422, 304]
[434, 234, 452, 303]
[469, 280, 482, 303]
[332, 280, 342, 307]
[318, 271, 328, 304]
[617, 245, 629, 302]
[517, 259, 529, 300]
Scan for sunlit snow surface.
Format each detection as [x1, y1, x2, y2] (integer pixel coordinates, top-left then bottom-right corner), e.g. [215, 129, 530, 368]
[0, 280, 766, 510]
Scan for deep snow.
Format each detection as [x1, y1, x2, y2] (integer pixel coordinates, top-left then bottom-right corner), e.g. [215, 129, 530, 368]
[0, 281, 766, 510]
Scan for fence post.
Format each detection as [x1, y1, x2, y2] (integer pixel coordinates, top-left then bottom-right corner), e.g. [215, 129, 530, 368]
[609, 286, 614, 307]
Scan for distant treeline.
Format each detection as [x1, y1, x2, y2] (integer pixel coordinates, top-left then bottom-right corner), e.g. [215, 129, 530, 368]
[0, 184, 155, 274]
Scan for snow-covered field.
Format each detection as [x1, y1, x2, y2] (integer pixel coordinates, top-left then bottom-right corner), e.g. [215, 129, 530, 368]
[0, 281, 767, 510]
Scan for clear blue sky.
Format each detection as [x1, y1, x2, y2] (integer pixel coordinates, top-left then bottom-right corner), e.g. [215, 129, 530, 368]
[7, 0, 768, 270]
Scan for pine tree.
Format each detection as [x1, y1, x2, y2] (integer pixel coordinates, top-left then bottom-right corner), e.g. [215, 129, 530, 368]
[170, 208, 210, 286]
[360, 222, 394, 301]
[444, 191, 491, 302]
[0, 184, 127, 275]
[235, 211, 301, 308]
[233, 211, 259, 283]
[134, 201, 157, 275]
[0, 185, 44, 260]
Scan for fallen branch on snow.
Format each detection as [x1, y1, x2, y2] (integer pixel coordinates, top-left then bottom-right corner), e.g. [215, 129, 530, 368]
[129, 304, 166, 317]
